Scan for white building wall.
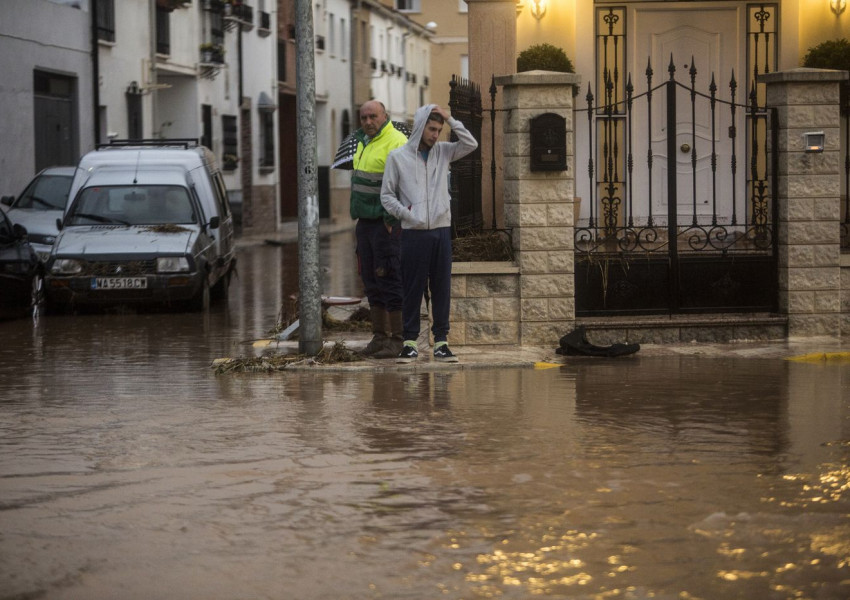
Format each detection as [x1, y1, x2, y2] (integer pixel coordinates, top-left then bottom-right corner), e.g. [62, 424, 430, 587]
[0, 0, 94, 196]
[238, 0, 278, 188]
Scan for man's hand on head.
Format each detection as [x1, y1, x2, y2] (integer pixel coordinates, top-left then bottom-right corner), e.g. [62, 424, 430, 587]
[431, 105, 450, 121]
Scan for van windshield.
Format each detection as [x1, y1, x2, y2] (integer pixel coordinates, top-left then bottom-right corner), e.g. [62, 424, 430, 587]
[68, 185, 197, 226]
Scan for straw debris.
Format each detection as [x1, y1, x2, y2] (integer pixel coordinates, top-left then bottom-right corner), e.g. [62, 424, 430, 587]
[213, 341, 360, 374]
[452, 230, 514, 262]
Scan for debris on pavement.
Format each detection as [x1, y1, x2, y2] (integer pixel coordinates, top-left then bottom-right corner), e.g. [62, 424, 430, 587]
[212, 341, 362, 374]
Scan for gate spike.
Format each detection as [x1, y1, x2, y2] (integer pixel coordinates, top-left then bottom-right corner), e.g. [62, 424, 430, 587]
[668, 54, 676, 79]
[689, 56, 697, 79]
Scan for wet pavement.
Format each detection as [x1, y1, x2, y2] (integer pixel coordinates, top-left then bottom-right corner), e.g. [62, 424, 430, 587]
[1, 225, 849, 599]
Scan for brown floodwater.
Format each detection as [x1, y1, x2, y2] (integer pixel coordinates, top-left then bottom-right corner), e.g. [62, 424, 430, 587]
[1, 235, 849, 599]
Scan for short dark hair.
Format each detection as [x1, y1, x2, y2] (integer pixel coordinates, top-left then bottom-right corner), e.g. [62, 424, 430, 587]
[427, 113, 444, 125]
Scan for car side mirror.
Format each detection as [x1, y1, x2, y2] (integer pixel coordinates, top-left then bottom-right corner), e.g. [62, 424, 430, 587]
[1, 195, 15, 206]
[209, 216, 220, 230]
[12, 223, 28, 239]
[56, 217, 64, 231]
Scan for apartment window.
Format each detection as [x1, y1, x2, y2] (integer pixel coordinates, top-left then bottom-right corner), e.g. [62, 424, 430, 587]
[277, 40, 287, 82]
[395, 0, 420, 12]
[155, 7, 170, 55]
[201, 104, 212, 150]
[210, 11, 224, 46]
[340, 18, 347, 60]
[126, 86, 143, 140]
[259, 111, 275, 168]
[329, 14, 335, 55]
[222, 115, 238, 170]
[96, 0, 115, 42]
[341, 110, 351, 139]
[361, 21, 368, 63]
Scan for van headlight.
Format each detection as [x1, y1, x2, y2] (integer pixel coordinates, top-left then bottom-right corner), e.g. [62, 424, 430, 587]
[50, 259, 83, 274]
[157, 257, 190, 273]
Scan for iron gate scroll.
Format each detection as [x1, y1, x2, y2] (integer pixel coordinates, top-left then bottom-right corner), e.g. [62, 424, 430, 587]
[575, 58, 779, 316]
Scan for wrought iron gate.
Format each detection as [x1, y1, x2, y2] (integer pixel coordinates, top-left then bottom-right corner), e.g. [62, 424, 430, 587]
[575, 5, 779, 316]
[448, 75, 483, 235]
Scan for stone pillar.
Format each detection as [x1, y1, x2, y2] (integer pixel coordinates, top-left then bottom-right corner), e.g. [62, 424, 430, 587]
[466, 0, 516, 229]
[494, 71, 580, 346]
[761, 68, 847, 337]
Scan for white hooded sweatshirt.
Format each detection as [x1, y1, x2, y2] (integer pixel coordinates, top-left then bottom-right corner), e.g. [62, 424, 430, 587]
[380, 104, 478, 230]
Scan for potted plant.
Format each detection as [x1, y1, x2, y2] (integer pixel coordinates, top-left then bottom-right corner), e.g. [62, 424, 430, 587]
[517, 43, 575, 73]
[200, 42, 224, 63]
[802, 38, 850, 108]
[223, 0, 241, 16]
[223, 153, 239, 170]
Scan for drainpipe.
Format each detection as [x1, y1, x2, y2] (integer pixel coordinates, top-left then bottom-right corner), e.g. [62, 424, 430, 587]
[350, 0, 359, 116]
[401, 28, 410, 121]
[149, 0, 158, 137]
[90, 0, 100, 148]
[238, 20, 244, 106]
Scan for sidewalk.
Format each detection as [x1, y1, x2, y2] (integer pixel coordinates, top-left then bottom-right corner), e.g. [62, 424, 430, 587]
[243, 327, 850, 372]
[231, 222, 850, 371]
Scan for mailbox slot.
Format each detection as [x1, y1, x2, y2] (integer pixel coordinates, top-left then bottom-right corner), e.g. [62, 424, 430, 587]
[530, 112, 567, 172]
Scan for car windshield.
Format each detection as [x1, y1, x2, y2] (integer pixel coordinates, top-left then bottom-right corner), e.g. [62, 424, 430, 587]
[67, 185, 197, 226]
[15, 174, 73, 210]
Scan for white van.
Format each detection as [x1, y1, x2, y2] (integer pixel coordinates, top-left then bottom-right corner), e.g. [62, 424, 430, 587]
[45, 140, 236, 311]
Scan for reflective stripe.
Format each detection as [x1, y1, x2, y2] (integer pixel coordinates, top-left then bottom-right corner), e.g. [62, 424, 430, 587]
[351, 183, 380, 194]
[353, 169, 384, 182]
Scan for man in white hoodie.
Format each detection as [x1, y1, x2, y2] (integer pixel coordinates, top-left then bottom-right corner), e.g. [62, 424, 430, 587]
[380, 104, 478, 363]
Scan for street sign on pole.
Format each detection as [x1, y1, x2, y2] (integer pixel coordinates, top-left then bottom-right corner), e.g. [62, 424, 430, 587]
[295, 0, 322, 355]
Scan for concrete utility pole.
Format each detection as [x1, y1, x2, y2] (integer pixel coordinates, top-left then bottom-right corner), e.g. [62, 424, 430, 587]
[296, 0, 322, 355]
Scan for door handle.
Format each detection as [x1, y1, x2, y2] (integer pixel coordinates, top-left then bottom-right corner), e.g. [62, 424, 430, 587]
[680, 143, 691, 154]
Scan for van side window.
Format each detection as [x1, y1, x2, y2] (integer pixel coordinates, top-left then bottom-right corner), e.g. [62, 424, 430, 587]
[212, 171, 231, 217]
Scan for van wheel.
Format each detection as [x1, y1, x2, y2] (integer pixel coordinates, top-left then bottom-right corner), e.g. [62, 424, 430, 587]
[188, 280, 210, 312]
[211, 271, 230, 301]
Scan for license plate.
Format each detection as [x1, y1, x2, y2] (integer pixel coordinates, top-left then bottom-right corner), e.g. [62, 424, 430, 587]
[91, 277, 148, 290]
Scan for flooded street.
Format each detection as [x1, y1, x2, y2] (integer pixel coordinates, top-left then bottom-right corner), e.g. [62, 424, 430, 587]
[2, 232, 850, 599]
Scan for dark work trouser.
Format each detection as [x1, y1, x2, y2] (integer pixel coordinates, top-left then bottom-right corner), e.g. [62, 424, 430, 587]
[355, 218, 402, 312]
[400, 227, 452, 344]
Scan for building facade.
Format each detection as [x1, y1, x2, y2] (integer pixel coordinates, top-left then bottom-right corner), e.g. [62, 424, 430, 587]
[0, 0, 95, 197]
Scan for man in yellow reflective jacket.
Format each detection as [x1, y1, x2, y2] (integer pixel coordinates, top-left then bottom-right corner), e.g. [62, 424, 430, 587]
[350, 100, 408, 358]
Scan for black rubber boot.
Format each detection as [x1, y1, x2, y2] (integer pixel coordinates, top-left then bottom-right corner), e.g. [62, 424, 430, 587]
[374, 310, 404, 359]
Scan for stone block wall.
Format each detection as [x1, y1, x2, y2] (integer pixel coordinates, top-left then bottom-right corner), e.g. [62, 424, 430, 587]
[762, 68, 848, 337]
[495, 71, 580, 346]
[450, 262, 521, 345]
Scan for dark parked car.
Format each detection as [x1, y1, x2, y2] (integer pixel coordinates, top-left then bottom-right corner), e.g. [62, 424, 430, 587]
[1, 166, 76, 262]
[0, 208, 42, 320]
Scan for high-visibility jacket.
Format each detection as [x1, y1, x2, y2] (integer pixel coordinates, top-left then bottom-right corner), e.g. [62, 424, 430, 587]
[350, 120, 407, 221]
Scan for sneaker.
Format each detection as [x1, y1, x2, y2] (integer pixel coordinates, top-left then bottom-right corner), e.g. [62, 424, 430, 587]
[397, 342, 418, 364]
[433, 343, 459, 363]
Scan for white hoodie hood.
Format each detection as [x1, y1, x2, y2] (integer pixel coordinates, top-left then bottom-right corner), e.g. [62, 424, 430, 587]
[380, 105, 478, 230]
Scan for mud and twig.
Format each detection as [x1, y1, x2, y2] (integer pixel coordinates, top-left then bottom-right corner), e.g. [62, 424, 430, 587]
[213, 341, 361, 374]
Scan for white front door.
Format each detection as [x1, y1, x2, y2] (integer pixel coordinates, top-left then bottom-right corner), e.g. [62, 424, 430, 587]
[629, 4, 747, 225]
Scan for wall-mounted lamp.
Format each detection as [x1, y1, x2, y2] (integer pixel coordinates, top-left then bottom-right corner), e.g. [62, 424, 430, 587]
[530, 0, 547, 20]
[804, 131, 825, 153]
[831, 0, 846, 15]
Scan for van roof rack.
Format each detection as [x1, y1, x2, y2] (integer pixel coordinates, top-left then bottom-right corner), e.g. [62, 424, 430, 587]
[97, 138, 199, 150]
